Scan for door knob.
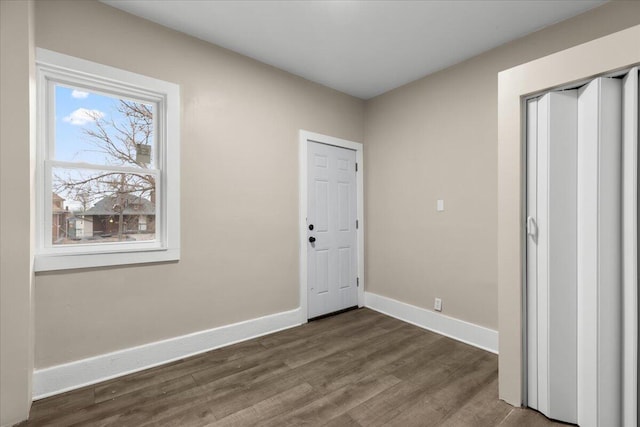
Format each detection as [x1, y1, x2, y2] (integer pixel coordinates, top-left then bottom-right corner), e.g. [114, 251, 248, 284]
[309, 236, 316, 243]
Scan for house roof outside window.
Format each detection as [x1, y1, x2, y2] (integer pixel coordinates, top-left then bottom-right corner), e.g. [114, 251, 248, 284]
[82, 194, 155, 216]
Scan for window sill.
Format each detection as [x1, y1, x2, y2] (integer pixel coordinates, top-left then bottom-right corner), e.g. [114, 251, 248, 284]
[34, 248, 180, 272]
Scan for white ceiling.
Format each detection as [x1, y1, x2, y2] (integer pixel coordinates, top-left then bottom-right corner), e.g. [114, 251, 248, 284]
[102, 0, 605, 99]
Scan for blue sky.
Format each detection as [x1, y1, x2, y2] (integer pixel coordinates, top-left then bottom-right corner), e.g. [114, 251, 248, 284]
[55, 85, 123, 164]
[54, 85, 154, 164]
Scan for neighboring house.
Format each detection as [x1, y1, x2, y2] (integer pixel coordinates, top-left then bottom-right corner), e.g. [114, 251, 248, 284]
[51, 192, 68, 243]
[82, 194, 155, 236]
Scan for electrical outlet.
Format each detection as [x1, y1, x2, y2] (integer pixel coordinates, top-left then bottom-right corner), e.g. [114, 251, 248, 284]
[434, 297, 442, 312]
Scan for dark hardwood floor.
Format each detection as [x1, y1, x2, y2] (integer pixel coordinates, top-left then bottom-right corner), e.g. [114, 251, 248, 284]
[25, 308, 565, 426]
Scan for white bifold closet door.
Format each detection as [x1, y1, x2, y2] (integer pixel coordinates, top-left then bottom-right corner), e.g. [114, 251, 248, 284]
[527, 68, 638, 427]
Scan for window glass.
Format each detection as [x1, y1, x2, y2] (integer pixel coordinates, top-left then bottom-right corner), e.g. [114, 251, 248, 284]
[50, 84, 158, 246]
[54, 85, 155, 167]
[51, 167, 156, 245]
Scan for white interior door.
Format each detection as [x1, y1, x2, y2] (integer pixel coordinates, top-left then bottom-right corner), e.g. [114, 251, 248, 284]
[307, 141, 358, 319]
[526, 73, 635, 426]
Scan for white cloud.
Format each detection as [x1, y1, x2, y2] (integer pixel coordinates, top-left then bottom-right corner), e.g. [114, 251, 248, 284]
[71, 89, 89, 99]
[63, 108, 105, 126]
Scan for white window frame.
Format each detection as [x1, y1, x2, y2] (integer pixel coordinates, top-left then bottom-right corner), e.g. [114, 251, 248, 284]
[35, 48, 180, 271]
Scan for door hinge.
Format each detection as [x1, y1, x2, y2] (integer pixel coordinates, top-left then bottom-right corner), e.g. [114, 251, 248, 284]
[357, 277, 360, 287]
[356, 219, 359, 229]
[355, 162, 358, 172]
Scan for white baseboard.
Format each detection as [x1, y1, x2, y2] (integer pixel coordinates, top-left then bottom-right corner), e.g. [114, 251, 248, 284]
[34, 295, 498, 400]
[33, 308, 302, 400]
[364, 292, 498, 354]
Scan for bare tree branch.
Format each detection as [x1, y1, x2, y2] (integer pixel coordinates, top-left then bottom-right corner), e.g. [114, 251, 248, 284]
[56, 100, 155, 211]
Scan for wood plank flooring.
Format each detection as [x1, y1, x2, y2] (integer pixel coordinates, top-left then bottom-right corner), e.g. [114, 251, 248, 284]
[24, 308, 567, 426]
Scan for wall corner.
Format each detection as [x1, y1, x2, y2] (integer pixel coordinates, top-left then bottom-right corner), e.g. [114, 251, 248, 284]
[0, 0, 36, 425]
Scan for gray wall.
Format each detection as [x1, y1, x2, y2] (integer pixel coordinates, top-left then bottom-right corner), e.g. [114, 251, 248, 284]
[364, 1, 640, 330]
[33, 0, 365, 369]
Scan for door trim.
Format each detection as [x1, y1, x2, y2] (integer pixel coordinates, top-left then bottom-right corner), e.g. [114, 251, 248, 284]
[299, 130, 364, 323]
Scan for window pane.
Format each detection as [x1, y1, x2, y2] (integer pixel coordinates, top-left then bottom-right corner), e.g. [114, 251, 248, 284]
[54, 85, 155, 167]
[52, 167, 157, 245]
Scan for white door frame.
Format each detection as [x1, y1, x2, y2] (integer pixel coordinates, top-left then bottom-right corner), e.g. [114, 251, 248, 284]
[299, 130, 364, 323]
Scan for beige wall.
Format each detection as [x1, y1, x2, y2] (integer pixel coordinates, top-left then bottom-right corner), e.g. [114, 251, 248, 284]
[364, 1, 640, 331]
[33, 0, 364, 369]
[0, 1, 35, 425]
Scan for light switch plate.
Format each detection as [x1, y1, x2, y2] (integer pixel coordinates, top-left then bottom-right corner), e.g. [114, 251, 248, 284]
[437, 199, 445, 212]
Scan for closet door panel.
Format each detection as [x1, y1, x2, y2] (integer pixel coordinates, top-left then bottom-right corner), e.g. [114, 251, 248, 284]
[534, 91, 578, 422]
[577, 77, 623, 427]
[545, 91, 579, 422]
[526, 97, 539, 410]
[622, 68, 638, 427]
